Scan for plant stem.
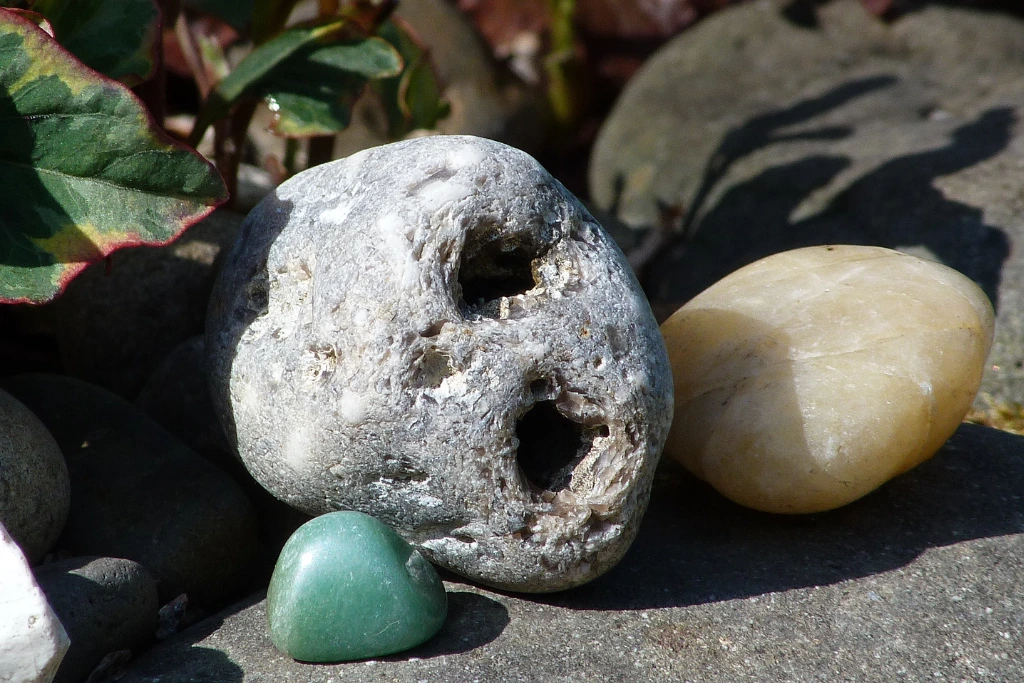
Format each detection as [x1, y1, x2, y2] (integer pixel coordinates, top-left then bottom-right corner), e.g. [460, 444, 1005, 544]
[174, 11, 211, 98]
[544, 0, 578, 129]
[308, 136, 335, 168]
[283, 139, 299, 177]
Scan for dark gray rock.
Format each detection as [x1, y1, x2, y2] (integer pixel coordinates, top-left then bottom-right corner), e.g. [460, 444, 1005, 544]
[36, 556, 159, 683]
[53, 210, 244, 399]
[3, 374, 260, 608]
[135, 336, 230, 464]
[589, 0, 1024, 404]
[120, 422, 1024, 681]
[0, 387, 68, 564]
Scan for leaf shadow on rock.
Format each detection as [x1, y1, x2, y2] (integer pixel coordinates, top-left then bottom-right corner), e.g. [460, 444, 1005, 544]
[383, 590, 510, 659]
[645, 76, 1013, 315]
[539, 422, 1024, 611]
[678, 74, 895, 240]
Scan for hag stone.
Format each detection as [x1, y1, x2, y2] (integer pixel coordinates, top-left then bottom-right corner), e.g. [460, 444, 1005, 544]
[0, 522, 69, 683]
[207, 135, 673, 592]
[660, 245, 994, 514]
[267, 511, 447, 662]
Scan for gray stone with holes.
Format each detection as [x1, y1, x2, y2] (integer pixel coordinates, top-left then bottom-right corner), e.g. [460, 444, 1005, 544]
[206, 135, 673, 592]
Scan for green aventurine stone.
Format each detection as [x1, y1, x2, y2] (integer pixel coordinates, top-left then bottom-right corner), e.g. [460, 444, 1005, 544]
[266, 511, 448, 662]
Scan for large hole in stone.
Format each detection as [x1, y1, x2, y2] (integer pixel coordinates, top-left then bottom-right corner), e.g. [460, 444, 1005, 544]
[516, 401, 585, 493]
[458, 229, 542, 316]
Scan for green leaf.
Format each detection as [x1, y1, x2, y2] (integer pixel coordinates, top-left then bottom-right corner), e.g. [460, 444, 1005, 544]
[0, 10, 227, 304]
[190, 17, 351, 144]
[373, 20, 448, 139]
[30, 0, 159, 84]
[261, 36, 402, 137]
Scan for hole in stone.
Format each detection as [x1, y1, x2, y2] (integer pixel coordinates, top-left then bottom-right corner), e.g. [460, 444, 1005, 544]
[516, 401, 586, 493]
[415, 348, 453, 389]
[420, 320, 446, 337]
[529, 378, 548, 396]
[458, 225, 544, 317]
[596, 425, 610, 438]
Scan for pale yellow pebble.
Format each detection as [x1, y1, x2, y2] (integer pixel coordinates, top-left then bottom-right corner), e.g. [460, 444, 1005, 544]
[660, 245, 995, 514]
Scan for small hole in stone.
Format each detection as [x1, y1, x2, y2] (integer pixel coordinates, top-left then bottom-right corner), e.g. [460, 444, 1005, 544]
[596, 425, 610, 438]
[529, 378, 548, 396]
[458, 225, 544, 316]
[415, 348, 453, 389]
[420, 320, 446, 337]
[516, 401, 585, 493]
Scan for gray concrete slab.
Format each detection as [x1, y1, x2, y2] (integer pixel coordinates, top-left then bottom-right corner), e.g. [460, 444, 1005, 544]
[121, 422, 1024, 682]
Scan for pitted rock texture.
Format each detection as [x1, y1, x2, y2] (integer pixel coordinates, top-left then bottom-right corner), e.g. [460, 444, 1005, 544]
[207, 135, 672, 592]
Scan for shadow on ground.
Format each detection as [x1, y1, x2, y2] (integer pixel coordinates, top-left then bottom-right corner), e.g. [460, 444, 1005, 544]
[533, 423, 1024, 610]
[386, 591, 509, 659]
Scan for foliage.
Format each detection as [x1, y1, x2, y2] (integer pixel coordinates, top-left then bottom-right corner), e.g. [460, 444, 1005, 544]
[0, 8, 224, 303]
[0, 0, 450, 304]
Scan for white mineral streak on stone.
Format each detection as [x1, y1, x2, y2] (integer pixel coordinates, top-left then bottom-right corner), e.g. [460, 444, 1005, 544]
[318, 203, 351, 225]
[0, 523, 68, 683]
[206, 136, 672, 592]
[339, 390, 366, 424]
[283, 427, 310, 471]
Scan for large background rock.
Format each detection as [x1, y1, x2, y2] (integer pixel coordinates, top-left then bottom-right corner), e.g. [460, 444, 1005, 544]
[589, 0, 1024, 405]
[121, 422, 1024, 682]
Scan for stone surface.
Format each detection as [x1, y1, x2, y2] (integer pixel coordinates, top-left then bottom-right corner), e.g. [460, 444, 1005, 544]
[135, 336, 231, 463]
[207, 135, 672, 592]
[52, 209, 244, 399]
[119, 422, 1024, 682]
[134, 335, 314, 591]
[35, 556, 159, 683]
[660, 245, 995, 514]
[0, 523, 68, 683]
[0, 388, 68, 564]
[3, 374, 259, 607]
[267, 512, 447, 662]
[589, 0, 1024, 405]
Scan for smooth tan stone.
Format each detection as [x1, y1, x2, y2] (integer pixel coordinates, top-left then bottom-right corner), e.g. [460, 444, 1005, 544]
[661, 245, 994, 514]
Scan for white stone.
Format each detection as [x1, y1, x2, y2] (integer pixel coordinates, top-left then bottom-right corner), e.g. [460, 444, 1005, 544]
[207, 136, 673, 592]
[661, 245, 994, 514]
[0, 523, 68, 683]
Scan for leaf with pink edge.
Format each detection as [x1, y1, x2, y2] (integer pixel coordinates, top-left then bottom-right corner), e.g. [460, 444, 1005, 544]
[0, 10, 227, 304]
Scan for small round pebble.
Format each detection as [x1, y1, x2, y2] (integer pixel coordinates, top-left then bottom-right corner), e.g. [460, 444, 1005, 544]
[660, 245, 994, 514]
[267, 511, 448, 662]
[0, 387, 69, 563]
[35, 556, 159, 683]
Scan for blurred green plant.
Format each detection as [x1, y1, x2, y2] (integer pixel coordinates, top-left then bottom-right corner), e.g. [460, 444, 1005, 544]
[0, 0, 450, 304]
